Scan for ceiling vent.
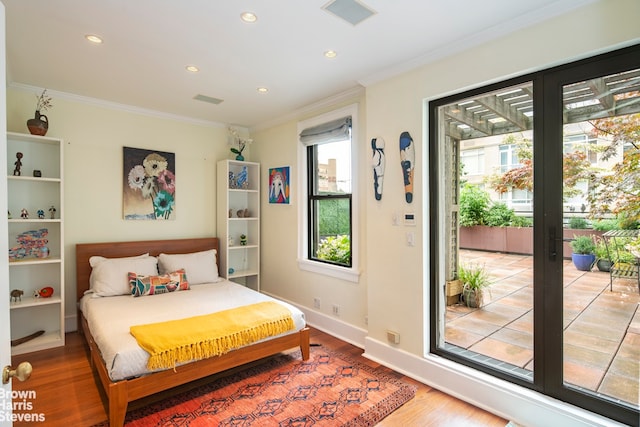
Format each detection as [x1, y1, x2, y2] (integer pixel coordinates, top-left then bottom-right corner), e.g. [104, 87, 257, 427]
[323, 0, 376, 26]
[193, 94, 224, 105]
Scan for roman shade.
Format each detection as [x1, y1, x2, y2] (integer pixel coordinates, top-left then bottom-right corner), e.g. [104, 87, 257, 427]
[299, 116, 351, 145]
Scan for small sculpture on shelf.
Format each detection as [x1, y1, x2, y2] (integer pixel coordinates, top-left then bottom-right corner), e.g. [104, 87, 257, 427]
[240, 234, 248, 246]
[236, 166, 249, 189]
[236, 209, 250, 218]
[37, 209, 45, 219]
[228, 171, 236, 189]
[49, 205, 56, 219]
[13, 152, 23, 176]
[34, 286, 54, 298]
[10, 289, 23, 303]
[20, 208, 29, 219]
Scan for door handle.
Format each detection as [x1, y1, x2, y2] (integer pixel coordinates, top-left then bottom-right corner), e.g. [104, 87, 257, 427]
[549, 227, 557, 260]
[2, 362, 32, 384]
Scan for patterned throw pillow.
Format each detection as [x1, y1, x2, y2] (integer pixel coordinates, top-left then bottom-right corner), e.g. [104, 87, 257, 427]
[129, 269, 189, 297]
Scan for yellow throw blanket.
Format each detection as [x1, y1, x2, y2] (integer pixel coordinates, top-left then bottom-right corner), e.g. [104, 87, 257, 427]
[130, 301, 295, 370]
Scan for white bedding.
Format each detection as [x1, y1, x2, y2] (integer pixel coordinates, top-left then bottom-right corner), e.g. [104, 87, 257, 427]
[79, 280, 306, 381]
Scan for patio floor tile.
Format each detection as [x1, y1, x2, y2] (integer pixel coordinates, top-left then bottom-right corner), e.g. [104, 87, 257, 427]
[469, 337, 532, 367]
[447, 250, 640, 407]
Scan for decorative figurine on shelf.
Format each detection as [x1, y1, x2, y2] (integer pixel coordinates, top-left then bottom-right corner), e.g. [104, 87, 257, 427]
[228, 171, 236, 189]
[49, 205, 56, 219]
[228, 267, 235, 275]
[20, 208, 29, 219]
[33, 170, 42, 178]
[34, 286, 53, 298]
[37, 209, 45, 219]
[236, 166, 248, 189]
[228, 236, 235, 246]
[240, 234, 248, 246]
[13, 152, 23, 176]
[10, 289, 23, 303]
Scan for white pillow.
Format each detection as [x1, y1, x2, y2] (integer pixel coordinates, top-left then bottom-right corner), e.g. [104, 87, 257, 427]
[89, 254, 158, 297]
[158, 249, 220, 285]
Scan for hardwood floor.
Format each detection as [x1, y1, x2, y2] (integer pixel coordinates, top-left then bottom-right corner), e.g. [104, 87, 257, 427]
[11, 328, 507, 426]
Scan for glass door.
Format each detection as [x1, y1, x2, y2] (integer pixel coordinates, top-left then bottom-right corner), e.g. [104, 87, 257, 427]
[556, 59, 640, 417]
[431, 44, 640, 425]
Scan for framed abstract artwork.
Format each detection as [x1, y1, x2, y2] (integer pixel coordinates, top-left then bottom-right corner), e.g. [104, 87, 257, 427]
[268, 166, 290, 204]
[123, 147, 176, 220]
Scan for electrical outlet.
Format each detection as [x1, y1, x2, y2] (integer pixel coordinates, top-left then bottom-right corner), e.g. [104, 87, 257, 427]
[313, 297, 321, 309]
[387, 330, 400, 344]
[332, 304, 340, 316]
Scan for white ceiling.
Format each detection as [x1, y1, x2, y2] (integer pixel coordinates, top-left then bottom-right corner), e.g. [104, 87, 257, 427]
[3, 0, 596, 129]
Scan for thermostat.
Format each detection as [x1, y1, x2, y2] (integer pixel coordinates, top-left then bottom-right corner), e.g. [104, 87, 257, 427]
[404, 213, 416, 226]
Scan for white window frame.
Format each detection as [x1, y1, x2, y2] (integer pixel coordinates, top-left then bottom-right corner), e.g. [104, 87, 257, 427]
[297, 104, 360, 282]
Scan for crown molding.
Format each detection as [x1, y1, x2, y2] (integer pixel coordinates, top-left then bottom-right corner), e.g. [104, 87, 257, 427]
[250, 86, 365, 133]
[358, 0, 598, 87]
[8, 82, 228, 129]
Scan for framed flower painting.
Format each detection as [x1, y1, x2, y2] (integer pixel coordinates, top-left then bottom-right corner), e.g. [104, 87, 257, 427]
[123, 147, 176, 220]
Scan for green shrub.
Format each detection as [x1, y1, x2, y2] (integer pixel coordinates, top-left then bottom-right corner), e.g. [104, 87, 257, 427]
[458, 263, 490, 291]
[511, 215, 533, 227]
[485, 203, 515, 227]
[316, 235, 350, 265]
[568, 217, 589, 229]
[570, 235, 595, 254]
[592, 219, 618, 231]
[459, 184, 490, 227]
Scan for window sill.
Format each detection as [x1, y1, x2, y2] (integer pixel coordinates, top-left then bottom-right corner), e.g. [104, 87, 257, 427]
[297, 259, 360, 283]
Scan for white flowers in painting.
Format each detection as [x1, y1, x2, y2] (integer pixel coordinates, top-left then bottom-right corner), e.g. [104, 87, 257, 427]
[127, 152, 175, 219]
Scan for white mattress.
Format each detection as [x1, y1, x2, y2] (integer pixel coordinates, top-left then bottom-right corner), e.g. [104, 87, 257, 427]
[79, 280, 306, 381]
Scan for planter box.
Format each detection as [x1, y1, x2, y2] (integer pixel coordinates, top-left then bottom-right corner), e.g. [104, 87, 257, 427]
[460, 226, 533, 255]
[446, 280, 462, 306]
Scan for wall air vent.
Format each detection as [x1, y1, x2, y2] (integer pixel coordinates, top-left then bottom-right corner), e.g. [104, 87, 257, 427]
[322, 0, 376, 26]
[193, 94, 224, 105]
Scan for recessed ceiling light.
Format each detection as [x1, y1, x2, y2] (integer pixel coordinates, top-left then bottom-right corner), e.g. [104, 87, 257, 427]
[257, 87, 269, 94]
[185, 65, 200, 73]
[324, 50, 337, 59]
[85, 34, 103, 44]
[240, 12, 258, 23]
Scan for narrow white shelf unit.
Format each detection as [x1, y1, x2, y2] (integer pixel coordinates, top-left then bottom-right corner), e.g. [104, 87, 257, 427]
[6, 132, 65, 355]
[217, 160, 260, 291]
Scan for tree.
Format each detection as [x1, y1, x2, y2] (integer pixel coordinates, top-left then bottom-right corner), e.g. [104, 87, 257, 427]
[587, 113, 640, 223]
[486, 134, 592, 200]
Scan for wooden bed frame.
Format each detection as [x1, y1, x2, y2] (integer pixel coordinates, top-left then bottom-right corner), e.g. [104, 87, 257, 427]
[76, 238, 310, 427]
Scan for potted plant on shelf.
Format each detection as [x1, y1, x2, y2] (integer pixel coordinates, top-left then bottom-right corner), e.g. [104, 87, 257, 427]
[594, 239, 612, 272]
[570, 235, 596, 271]
[458, 263, 491, 308]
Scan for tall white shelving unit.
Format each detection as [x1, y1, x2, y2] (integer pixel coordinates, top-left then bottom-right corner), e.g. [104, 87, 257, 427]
[6, 132, 65, 355]
[217, 160, 260, 291]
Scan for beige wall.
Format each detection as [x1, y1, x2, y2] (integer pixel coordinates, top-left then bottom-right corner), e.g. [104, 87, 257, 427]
[7, 89, 235, 328]
[252, 0, 640, 358]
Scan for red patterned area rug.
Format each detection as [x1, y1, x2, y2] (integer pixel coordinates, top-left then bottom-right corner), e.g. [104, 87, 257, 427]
[93, 347, 416, 426]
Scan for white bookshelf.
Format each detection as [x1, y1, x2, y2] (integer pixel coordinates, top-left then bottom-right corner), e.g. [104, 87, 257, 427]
[7, 132, 65, 355]
[217, 160, 260, 291]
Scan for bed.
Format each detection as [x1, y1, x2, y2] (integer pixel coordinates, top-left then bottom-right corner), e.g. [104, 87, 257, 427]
[76, 238, 310, 427]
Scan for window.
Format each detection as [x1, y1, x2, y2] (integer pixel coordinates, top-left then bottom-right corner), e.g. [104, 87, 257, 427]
[460, 148, 484, 175]
[297, 104, 359, 282]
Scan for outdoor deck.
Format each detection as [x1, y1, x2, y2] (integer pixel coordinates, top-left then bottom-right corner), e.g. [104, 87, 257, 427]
[446, 249, 639, 407]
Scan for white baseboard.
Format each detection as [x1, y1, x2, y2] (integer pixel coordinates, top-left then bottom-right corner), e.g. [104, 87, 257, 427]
[363, 336, 627, 427]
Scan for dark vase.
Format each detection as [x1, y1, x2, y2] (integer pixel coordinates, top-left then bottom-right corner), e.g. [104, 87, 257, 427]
[235, 154, 245, 161]
[596, 258, 612, 272]
[27, 110, 48, 136]
[571, 253, 596, 271]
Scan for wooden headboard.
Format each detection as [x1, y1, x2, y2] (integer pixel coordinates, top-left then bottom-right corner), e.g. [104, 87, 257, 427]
[76, 238, 219, 301]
